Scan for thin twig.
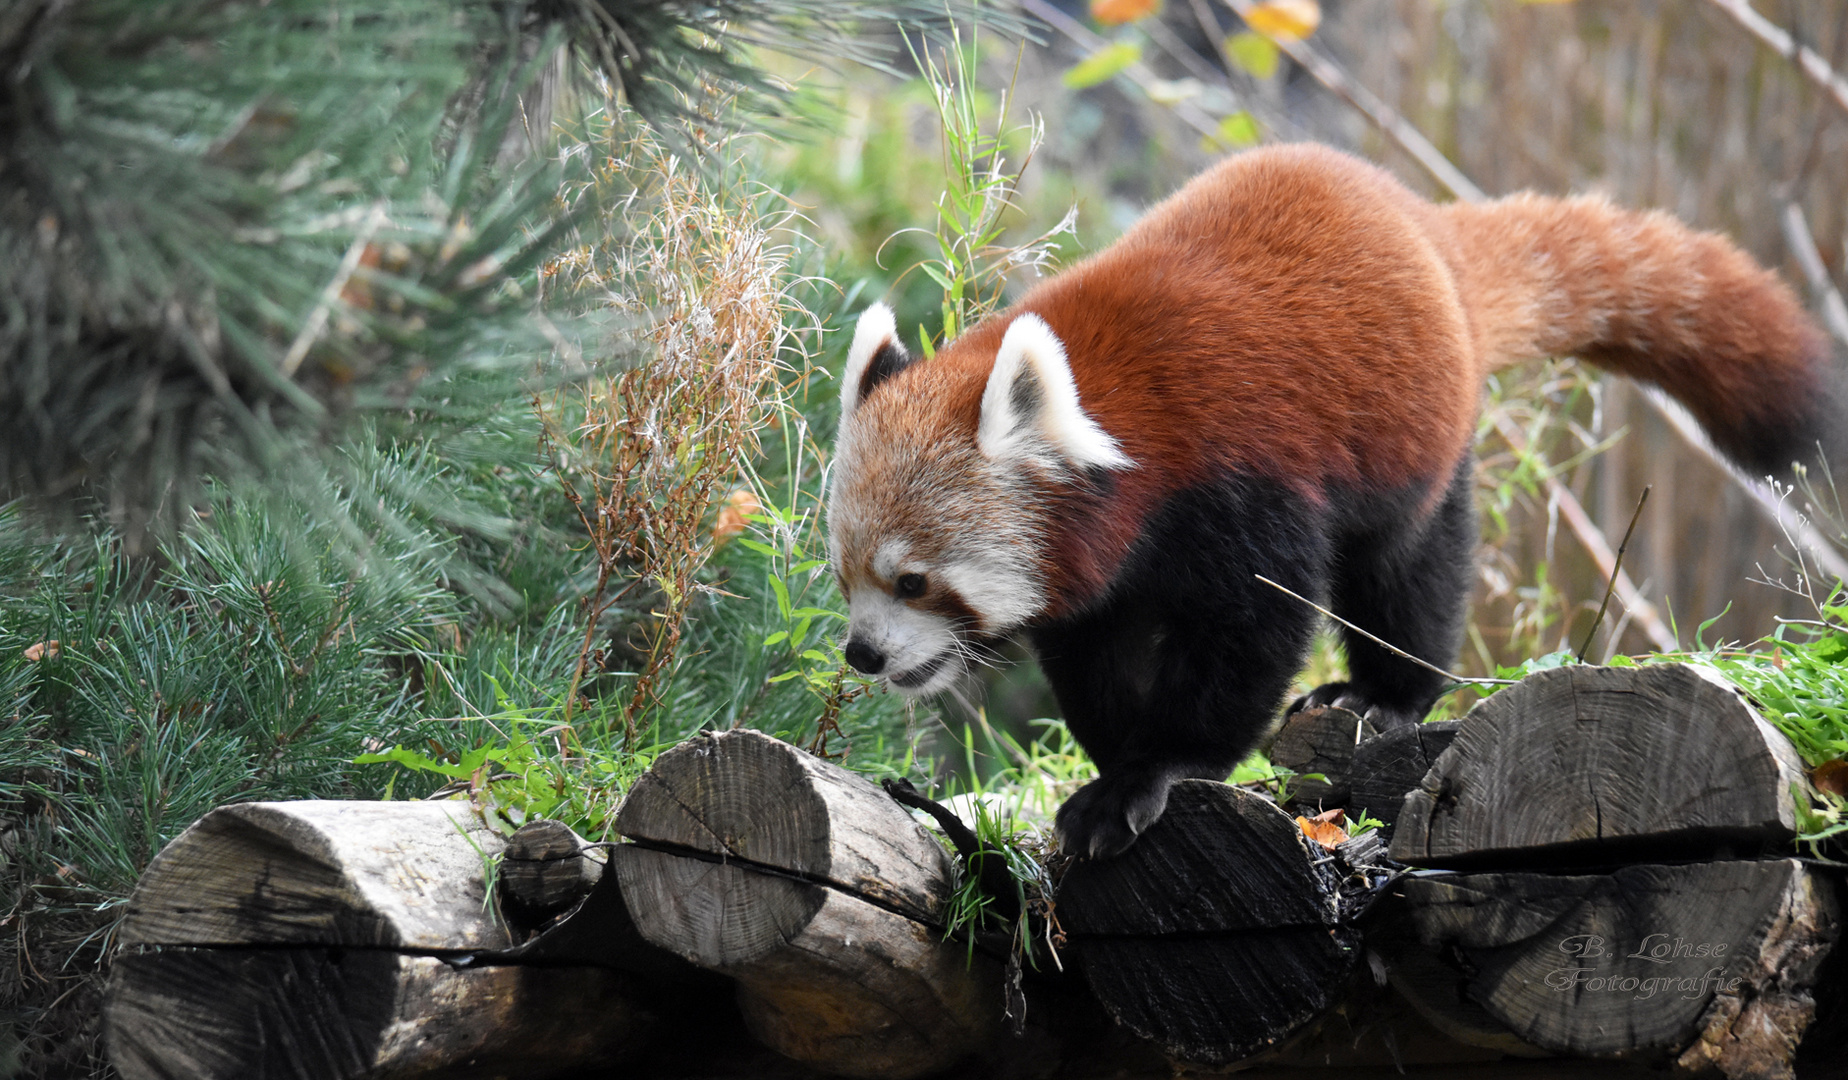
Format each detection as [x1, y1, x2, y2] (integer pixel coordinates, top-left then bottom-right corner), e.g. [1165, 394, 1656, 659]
[1636, 387, 1848, 585]
[1492, 412, 1679, 652]
[1704, 0, 1848, 119]
[1254, 575, 1516, 686]
[1578, 486, 1650, 662]
[1217, 0, 1485, 202]
[1780, 201, 1848, 345]
[281, 203, 387, 377]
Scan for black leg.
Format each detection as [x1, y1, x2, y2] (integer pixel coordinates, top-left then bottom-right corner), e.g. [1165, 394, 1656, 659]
[1033, 476, 1328, 859]
[1299, 458, 1476, 729]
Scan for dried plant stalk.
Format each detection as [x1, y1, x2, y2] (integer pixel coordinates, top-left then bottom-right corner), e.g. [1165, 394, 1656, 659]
[542, 116, 800, 743]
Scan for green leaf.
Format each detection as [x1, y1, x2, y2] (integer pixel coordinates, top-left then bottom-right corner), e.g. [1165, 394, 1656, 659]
[762, 631, 790, 647]
[1216, 111, 1261, 148]
[1225, 32, 1280, 79]
[1063, 42, 1142, 89]
[355, 745, 472, 779]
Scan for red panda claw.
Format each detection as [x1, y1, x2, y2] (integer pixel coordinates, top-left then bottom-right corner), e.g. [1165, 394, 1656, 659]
[1055, 767, 1177, 860]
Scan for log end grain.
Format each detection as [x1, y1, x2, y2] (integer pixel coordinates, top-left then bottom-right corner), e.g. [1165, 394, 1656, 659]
[500, 819, 601, 928]
[1271, 706, 1376, 808]
[1387, 859, 1840, 1069]
[613, 732, 999, 1080]
[1059, 781, 1360, 1066]
[1390, 665, 1810, 868]
[1349, 720, 1461, 830]
[618, 729, 950, 921]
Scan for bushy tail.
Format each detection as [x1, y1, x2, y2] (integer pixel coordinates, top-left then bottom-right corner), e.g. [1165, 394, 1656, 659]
[1438, 194, 1844, 480]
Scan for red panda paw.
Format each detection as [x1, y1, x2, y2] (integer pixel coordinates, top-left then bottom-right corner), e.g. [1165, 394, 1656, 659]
[1287, 682, 1421, 730]
[1055, 765, 1178, 860]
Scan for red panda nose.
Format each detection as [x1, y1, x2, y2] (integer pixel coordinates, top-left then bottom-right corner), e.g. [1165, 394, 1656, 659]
[843, 639, 886, 676]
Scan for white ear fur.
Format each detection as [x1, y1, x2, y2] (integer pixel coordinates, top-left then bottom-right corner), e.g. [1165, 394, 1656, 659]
[978, 314, 1133, 471]
[841, 303, 900, 418]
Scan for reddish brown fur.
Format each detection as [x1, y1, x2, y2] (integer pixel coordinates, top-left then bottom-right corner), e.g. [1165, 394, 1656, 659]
[853, 144, 1833, 617]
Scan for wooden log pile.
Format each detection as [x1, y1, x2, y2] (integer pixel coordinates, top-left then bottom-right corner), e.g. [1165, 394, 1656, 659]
[104, 664, 1844, 1079]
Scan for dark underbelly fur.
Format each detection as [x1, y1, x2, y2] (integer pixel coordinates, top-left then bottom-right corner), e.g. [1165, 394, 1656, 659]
[1038, 458, 1477, 859]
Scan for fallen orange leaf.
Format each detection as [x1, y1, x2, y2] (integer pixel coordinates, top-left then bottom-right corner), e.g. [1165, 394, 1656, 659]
[1244, 0, 1321, 41]
[1092, 0, 1161, 25]
[1813, 759, 1848, 798]
[24, 640, 60, 662]
[1297, 807, 1347, 850]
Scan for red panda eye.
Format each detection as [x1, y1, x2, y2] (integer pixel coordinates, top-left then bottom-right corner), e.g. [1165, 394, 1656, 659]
[895, 573, 927, 599]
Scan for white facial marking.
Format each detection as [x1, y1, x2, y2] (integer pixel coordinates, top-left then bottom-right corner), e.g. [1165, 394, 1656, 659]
[938, 557, 1043, 634]
[841, 302, 900, 417]
[846, 590, 960, 694]
[873, 538, 910, 582]
[978, 313, 1134, 472]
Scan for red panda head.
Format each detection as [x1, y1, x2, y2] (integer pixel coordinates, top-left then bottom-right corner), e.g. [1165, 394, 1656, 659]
[827, 302, 1133, 696]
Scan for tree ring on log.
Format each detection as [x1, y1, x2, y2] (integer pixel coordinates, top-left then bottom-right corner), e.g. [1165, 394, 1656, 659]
[614, 730, 997, 1080]
[1393, 858, 1840, 1064]
[1057, 781, 1361, 1066]
[1348, 720, 1460, 831]
[1392, 664, 1811, 868]
[1270, 705, 1375, 809]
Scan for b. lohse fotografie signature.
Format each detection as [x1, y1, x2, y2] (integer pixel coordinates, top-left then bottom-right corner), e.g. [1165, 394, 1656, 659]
[1544, 934, 1743, 1000]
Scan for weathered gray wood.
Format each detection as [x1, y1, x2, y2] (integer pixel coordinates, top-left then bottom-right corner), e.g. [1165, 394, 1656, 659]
[1349, 720, 1461, 829]
[1056, 781, 1363, 1067]
[1392, 665, 1811, 867]
[106, 948, 650, 1080]
[120, 800, 511, 950]
[1270, 705, 1376, 808]
[614, 729, 999, 1080]
[108, 800, 656, 1080]
[500, 819, 600, 927]
[1368, 892, 1554, 1058]
[1391, 859, 1839, 1078]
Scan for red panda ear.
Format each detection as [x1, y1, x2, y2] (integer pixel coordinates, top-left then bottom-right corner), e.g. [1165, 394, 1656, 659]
[841, 303, 913, 418]
[978, 314, 1133, 472]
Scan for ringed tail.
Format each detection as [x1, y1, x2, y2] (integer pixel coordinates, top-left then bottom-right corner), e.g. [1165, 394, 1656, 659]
[1438, 193, 1845, 479]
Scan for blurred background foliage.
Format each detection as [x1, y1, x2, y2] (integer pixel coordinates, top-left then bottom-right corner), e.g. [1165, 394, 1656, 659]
[3, 0, 1847, 1076]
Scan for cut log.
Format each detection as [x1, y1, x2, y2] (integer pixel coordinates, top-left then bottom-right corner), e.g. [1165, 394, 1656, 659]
[1366, 888, 1553, 1058]
[105, 800, 653, 1080]
[499, 818, 602, 929]
[119, 799, 513, 950]
[1348, 720, 1461, 830]
[107, 948, 650, 1080]
[613, 729, 1000, 1080]
[1055, 780, 1365, 1066]
[1270, 705, 1376, 808]
[1383, 859, 1840, 1078]
[1392, 664, 1812, 868]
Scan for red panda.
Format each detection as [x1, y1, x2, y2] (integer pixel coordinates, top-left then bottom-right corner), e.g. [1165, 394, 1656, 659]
[826, 143, 1844, 859]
